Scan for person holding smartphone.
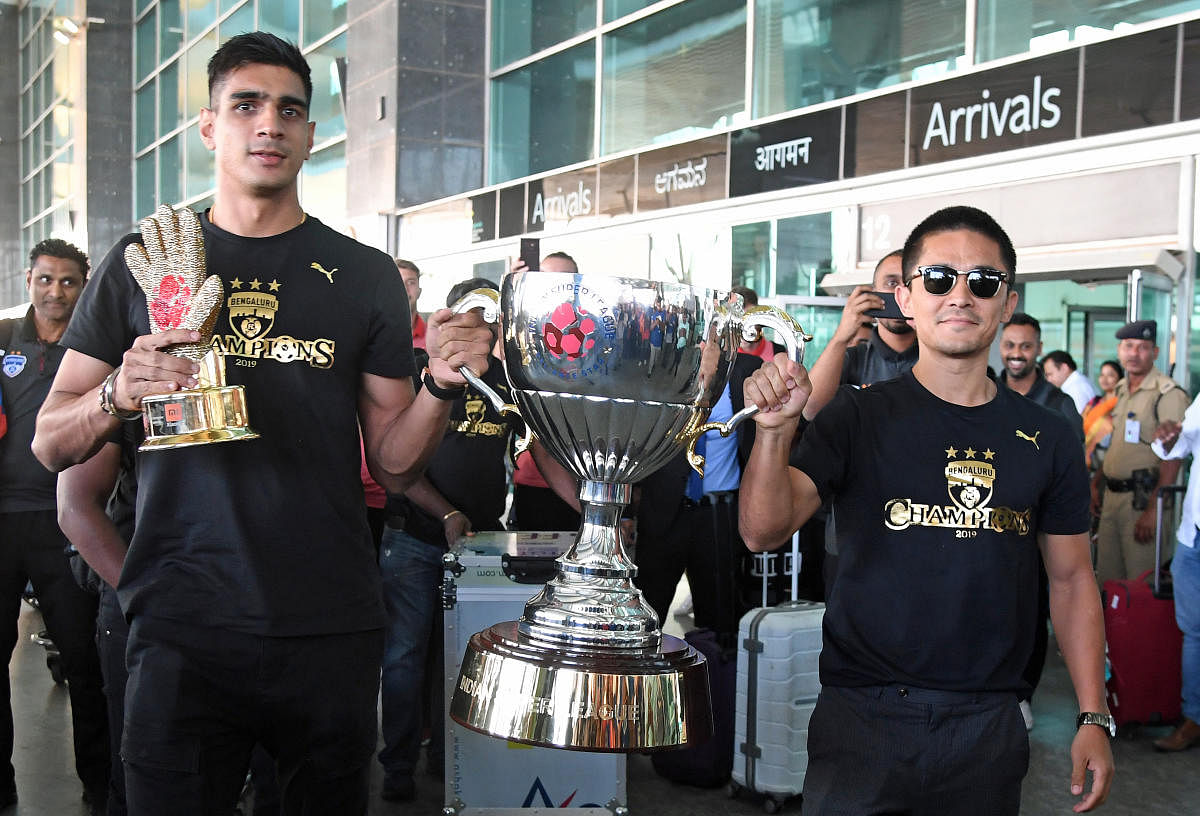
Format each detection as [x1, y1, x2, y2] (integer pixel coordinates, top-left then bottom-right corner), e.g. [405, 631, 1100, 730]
[803, 249, 917, 420]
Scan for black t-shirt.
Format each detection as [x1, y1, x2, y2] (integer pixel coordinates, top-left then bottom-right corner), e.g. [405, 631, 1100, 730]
[0, 308, 67, 513]
[1000, 370, 1084, 445]
[386, 357, 518, 546]
[840, 327, 918, 388]
[62, 212, 415, 635]
[791, 371, 1089, 692]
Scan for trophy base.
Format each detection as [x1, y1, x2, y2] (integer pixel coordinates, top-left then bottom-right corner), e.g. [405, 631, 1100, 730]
[140, 386, 260, 451]
[450, 621, 712, 752]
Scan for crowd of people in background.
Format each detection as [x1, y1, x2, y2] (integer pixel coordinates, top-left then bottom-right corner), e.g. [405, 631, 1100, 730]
[2, 27, 1197, 816]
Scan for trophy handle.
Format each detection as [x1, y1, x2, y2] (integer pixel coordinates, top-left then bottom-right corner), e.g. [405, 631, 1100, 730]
[448, 288, 533, 457]
[684, 305, 813, 476]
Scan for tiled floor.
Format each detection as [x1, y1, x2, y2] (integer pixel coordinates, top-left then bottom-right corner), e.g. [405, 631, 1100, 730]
[9, 596, 1197, 815]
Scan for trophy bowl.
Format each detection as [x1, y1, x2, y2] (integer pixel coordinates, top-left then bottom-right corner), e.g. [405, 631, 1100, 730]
[449, 270, 808, 751]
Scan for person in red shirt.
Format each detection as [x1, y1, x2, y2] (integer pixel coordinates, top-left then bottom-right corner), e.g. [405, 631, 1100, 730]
[397, 258, 426, 350]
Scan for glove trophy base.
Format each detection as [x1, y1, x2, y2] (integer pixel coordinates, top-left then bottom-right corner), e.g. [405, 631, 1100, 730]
[140, 347, 259, 451]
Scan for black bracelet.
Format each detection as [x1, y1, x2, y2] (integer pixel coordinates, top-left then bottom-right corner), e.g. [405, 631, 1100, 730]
[422, 370, 466, 401]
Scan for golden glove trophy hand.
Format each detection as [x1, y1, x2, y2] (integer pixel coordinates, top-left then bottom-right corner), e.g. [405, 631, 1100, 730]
[124, 205, 224, 361]
[126, 206, 259, 451]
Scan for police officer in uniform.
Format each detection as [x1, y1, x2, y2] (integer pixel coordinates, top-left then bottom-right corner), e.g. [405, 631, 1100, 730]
[1092, 319, 1189, 583]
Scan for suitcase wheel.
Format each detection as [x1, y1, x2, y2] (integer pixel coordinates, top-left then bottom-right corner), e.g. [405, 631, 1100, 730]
[727, 781, 742, 799]
[763, 795, 784, 814]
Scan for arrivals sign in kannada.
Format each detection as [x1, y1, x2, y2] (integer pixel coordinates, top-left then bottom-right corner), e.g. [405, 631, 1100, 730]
[636, 136, 727, 212]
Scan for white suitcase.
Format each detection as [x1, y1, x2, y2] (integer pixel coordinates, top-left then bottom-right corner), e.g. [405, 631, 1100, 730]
[732, 532, 824, 813]
[442, 531, 628, 815]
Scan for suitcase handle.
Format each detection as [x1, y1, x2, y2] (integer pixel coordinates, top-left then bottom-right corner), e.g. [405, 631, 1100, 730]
[501, 554, 558, 584]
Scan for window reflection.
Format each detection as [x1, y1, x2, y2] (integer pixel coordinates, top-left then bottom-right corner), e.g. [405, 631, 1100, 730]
[490, 42, 594, 184]
[754, 0, 965, 118]
[976, 0, 1200, 63]
[602, 0, 745, 154]
[492, 0, 595, 69]
[307, 33, 346, 140]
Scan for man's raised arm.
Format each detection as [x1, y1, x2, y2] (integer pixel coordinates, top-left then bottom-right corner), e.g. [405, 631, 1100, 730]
[739, 354, 823, 551]
[360, 307, 494, 495]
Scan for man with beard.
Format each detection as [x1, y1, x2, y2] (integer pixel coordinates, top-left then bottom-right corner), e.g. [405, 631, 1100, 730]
[998, 313, 1082, 439]
[0, 239, 109, 813]
[997, 312, 1082, 732]
[803, 249, 917, 419]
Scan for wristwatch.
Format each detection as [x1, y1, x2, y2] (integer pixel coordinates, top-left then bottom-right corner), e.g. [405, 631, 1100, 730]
[1076, 711, 1117, 738]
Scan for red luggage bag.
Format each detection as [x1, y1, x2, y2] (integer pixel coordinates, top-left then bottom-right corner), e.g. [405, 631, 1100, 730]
[1101, 486, 1184, 728]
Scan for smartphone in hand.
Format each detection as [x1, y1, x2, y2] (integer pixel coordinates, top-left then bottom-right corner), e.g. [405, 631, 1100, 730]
[864, 291, 906, 319]
[520, 238, 540, 271]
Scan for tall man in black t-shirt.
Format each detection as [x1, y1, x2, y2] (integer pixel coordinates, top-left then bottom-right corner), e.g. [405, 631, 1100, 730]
[740, 206, 1113, 814]
[30, 33, 493, 816]
[0, 238, 109, 813]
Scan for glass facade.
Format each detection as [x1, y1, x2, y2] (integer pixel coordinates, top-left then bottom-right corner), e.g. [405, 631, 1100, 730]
[132, 0, 348, 221]
[976, 0, 1200, 63]
[754, 0, 965, 117]
[18, 0, 83, 256]
[602, 0, 746, 154]
[490, 42, 595, 184]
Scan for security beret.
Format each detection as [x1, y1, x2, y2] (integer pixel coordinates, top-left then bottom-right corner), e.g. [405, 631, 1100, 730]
[1115, 319, 1156, 343]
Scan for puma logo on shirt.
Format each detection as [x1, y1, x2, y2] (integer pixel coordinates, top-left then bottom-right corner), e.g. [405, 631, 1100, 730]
[311, 262, 337, 284]
[1015, 429, 1040, 450]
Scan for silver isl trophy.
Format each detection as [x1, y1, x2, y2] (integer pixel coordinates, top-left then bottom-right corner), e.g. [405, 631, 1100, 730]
[447, 271, 809, 752]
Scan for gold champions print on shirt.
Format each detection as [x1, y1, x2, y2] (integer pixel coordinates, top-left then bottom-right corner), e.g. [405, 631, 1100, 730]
[449, 395, 508, 437]
[210, 275, 336, 369]
[883, 444, 1031, 536]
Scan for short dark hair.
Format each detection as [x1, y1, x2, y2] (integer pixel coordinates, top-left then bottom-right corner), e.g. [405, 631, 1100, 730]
[874, 249, 903, 274]
[446, 277, 499, 308]
[1100, 359, 1124, 380]
[901, 205, 1017, 284]
[395, 258, 420, 276]
[208, 32, 312, 108]
[30, 238, 89, 279]
[1042, 350, 1076, 371]
[1005, 312, 1041, 336]
[731, 285, 759, 307]
[544, 251, 578, 271]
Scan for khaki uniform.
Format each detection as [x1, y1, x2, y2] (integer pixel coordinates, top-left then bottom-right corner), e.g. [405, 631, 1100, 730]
[1096, 368, 1189, 582]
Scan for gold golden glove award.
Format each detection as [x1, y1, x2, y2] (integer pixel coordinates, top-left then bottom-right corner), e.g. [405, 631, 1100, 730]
[125, 205, 259, 450]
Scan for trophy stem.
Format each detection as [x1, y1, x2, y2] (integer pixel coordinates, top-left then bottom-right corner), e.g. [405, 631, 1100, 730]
[518, 480, 661, 650]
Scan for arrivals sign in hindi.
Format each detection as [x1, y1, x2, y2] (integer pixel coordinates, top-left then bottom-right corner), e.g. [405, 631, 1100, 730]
[729, 107, 841, 197]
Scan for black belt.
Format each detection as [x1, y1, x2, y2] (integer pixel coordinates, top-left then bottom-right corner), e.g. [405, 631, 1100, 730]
[681, 491, 736, 510]
[1105, 478, 1135, 493]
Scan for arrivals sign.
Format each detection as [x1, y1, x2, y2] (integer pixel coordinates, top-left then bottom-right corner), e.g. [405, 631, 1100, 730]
[728, 107, 841, 198]
[526, 168, 599, 233]
[910, 50, 1078, 166]
[636, 135, 727, 212]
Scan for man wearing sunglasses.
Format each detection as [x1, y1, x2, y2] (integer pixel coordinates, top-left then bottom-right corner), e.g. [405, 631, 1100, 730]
[739, 205, 1112, 814]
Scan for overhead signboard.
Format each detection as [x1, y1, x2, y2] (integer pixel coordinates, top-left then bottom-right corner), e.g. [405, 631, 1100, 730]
[909, 50, 1079, 167]
[636, 135, 728, 212]
[845, 91, 908, 177]
[526, 168, 599, 233]
[469, 191, 496, 243]
[497, 185, 525, 239]
[596, 157, 636, 220]
[728, 107, 842, 197]
[1082, 27, 1177, 138]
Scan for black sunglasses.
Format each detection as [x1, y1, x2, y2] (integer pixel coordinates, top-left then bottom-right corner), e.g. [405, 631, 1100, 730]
[912, 265, 1012, 298]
